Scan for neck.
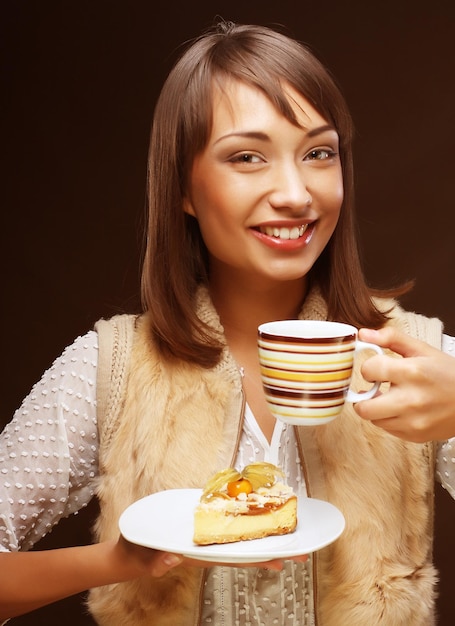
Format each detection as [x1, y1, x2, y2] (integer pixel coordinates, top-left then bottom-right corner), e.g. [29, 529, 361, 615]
[209, 274, 308, 345]
[209, 273, 308, 444]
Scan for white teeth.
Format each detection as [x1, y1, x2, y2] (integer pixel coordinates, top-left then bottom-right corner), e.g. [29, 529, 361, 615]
[261, 224, 308, 240]
[290, 227, 300, 240]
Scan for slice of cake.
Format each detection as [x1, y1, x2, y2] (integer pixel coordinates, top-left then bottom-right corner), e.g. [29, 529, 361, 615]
[193, 462, 297, 545]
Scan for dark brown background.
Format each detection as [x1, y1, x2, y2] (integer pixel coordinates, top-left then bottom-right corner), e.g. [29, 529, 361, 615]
[1, 1, 454, 624]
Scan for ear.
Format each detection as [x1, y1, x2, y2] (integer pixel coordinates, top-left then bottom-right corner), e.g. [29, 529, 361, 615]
[182, 195, 197, 218]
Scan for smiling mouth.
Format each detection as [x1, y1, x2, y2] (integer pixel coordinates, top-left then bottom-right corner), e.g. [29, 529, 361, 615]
[258, 224, 309, 240]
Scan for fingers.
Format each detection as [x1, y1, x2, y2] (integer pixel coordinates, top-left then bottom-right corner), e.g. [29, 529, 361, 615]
[183, 554, 308, 571]
[118, 535, 309, 577]
[354, 387, 404, 424]
[248, 554, 309, 571]
[360, 353, 425, 388]
[359, 327, 436, 387]
[116, 536, 183, 577]
[355, 405, 438, 443]
[359, 327, 436, 359]
[150, 553, 184, 576]
[353, 327, 455, 443]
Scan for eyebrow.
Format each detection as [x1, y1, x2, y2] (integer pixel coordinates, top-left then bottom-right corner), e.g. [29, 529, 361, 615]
[214, 124, 337, 145]
[307, 124, 337, 137]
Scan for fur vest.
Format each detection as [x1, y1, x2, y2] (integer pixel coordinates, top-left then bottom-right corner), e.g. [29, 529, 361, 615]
[88, 287, 442, 625]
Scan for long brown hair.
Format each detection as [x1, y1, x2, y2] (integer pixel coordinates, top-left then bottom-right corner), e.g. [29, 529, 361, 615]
[141, 21, 404, 366]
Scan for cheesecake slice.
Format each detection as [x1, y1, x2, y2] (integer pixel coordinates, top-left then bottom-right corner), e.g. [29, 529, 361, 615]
[193, 462, 297, 545]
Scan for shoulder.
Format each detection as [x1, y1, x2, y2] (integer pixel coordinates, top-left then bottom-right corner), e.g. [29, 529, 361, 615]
[94, 314, 140, 445]
[94, 313, 138, 340]
[95, 314, 138, 390]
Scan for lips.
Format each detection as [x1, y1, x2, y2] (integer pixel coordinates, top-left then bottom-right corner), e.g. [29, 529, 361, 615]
[258, 224, 309, 240]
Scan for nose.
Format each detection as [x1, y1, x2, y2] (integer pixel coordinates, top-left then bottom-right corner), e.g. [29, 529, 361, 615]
[268, 161, 312, 213]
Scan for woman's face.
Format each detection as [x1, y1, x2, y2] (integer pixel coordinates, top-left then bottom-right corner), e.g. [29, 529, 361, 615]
[183, 79, 343, 289]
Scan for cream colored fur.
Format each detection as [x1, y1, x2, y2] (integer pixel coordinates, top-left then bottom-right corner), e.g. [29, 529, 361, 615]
[89, 307, 244, 625]
[88, 287, 441, 625]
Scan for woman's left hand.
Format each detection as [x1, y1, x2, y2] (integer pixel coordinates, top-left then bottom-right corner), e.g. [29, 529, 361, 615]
[354, 327, 455, 443]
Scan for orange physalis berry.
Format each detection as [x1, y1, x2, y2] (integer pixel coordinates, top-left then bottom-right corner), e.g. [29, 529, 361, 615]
[227, 478, 253, 498]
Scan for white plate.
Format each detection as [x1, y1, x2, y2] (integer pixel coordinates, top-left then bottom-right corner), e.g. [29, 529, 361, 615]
[119, 489, 345, 563]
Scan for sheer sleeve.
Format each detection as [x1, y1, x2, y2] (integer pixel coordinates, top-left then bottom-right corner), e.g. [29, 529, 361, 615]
[435, 334, 455, 499]
[0, 331, 99, 552]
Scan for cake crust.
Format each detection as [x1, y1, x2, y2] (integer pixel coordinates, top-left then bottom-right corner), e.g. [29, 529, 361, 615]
[193, 495, 297, 545]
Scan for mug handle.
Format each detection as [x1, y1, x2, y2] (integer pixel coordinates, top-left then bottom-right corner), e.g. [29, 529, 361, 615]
[346, 341, 383, 403]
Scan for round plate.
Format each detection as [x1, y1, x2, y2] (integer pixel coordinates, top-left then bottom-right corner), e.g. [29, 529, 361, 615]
[119, 489, 345, 563]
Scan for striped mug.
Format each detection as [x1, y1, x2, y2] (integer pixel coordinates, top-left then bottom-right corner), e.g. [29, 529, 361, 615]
[257, 320, 383, 425]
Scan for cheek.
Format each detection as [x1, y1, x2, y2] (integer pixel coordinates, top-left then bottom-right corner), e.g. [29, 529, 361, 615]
[321, 172, 344, 216]
[192, 190, 231, 235]
[187, 164, 217, 216]
[186, 188, 232, 255]
[333, 186, 344, 215]
[188, 169, 244, 231]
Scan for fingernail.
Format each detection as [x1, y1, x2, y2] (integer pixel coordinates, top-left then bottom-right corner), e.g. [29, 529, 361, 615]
[163, 553, 183, 567]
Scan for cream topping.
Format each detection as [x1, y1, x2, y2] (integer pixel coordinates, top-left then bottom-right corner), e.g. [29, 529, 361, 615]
[199, 481, 295, 514]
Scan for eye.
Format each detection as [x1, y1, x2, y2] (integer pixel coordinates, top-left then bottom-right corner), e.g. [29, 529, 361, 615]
[229, 152, 263, 164]
[305, 148, 338, 161]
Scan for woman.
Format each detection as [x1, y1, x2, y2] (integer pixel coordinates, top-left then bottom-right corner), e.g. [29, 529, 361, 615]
[1, 20, 454, 626]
